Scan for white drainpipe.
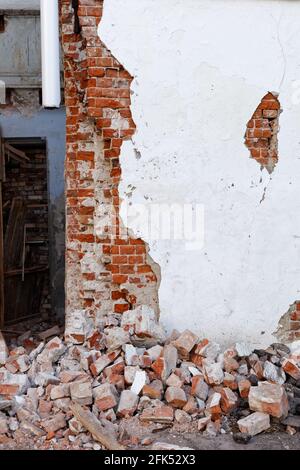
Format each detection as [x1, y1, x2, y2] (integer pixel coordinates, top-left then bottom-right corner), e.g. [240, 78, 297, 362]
[40, 0, 61, 108]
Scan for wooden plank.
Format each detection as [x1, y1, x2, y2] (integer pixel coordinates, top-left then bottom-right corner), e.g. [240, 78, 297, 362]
[0, 137, 5, 182]
[0, 182, 4, 328]
[4, 197, 27, 270]
[4, 265, 48, 277]
[0, 138, 4, 181]
[4, 143, 30, 162]
[4, 272, 42, 324]
[0, 136, 5, 327]
[70, 403, 125, 450]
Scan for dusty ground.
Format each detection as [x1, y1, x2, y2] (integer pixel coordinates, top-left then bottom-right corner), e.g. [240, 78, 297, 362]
[145, 430, 300, 450]
[0, 431, 299, 451]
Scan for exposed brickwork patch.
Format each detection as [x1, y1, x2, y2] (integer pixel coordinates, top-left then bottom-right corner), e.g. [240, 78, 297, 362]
[275, 301, 300, 343]
[60, 0, 160, 342]
[245, 92, 281, 174]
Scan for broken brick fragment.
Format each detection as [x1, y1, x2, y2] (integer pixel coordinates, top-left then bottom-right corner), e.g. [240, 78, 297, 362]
[238, 412, 270, 436]
[172, 330, 199, 360]
[248, 382, 289, 418]
[282, 358, 300, 380]
[165, 386, 187, 408]
[142, 380, 163, 400]
[93, 383, 119, 411]
[140, 405, 174, 423]
[117, 390, 139, 418]
[191, 376, 209, 401]
[70, 381, 93, 406]
[238, 378, 251, 398]
[206, 392, 222, 419]
[41, 413, 66, 434]
[89, 350, 120, 376]
[220, 387, 238, 414]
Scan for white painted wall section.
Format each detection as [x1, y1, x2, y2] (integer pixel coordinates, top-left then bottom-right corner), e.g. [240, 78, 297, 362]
[100, 0, 300, 347]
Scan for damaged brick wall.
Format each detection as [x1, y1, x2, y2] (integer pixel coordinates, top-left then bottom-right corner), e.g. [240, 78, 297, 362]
[245, 92, 281, 174]
[275, 301, 300, 343]
[60, 0, 160, 343]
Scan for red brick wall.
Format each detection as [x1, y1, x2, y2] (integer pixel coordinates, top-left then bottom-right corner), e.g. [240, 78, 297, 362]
[286, 302, 300, 341]
[60, 0, 159, 342]
[245, 92, 280, 174]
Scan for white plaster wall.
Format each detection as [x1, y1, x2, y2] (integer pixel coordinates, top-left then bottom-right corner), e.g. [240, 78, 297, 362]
[100, 0, 300, 347]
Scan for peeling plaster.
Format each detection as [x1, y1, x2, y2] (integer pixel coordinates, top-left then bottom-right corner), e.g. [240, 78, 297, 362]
[245, 92, 281, 174]
[100, 0, 300, 347]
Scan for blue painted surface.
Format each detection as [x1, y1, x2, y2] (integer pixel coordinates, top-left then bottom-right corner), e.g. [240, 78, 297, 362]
[0, 107, 66, 318]
[0, 108, 65, 201]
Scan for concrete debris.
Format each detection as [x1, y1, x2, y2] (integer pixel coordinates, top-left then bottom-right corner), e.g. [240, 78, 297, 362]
[193, 339, 220, 361]
[191, 376, 209, 401]
[93, 384, 119, 412]
[41, 413, 66, 434]
[165, 386, 187, 408]
[249, 382, 289, 418]
[36, 337, 66, 364]
[204, 362, 224, 385]
[0, 414, 8, 434]
[166, 373, 183, 388]
[238, 378, 251, 398]
[263, 361, 286, 385]
[117, 390, 139, 418]
[124, 344, 139, 366]
[121, 305, 166, 345]
[152, 344, 177, 382]
[197, 416, 211, 431]
[206, 392, 222, 417]
[282, 358, 300, 380]
[106, 328, 130, 352]
[142, 380, 163, 399]
[0, 319, 299, 449]
[70, 381, 92, 406]
[50, 384, 70, 401]
[140, 405, 174, 423]
[235, 343, 253, 357]
[124, 366, 140, 385]
[220, 387, 238, 414]
[172, 330, 199, 359]
[90, 350, 120, 376]
[131, 370, 147, 395]
[0, 334, 8, 366]
[174, 409, 192, 424]
[238, 412, 270, 436]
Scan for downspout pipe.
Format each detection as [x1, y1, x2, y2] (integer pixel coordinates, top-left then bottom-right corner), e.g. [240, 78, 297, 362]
[40, 0, 61, 108]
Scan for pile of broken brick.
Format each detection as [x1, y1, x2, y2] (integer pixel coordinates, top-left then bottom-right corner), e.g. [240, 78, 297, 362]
[0, 305, 300, 449]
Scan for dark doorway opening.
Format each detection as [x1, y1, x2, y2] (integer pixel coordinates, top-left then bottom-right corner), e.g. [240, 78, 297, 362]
[0, 137, 50, 328]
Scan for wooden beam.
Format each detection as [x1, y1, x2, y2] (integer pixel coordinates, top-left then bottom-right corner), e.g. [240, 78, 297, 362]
[0, 182, 4, 328]
[4, 265, 48, 277]
[70, 403, 125, 450]
[4, 143, 30, 162]
[0, 136, 5, 328]
[4, 197, 27, 270]
[0, 139, 5, 182]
